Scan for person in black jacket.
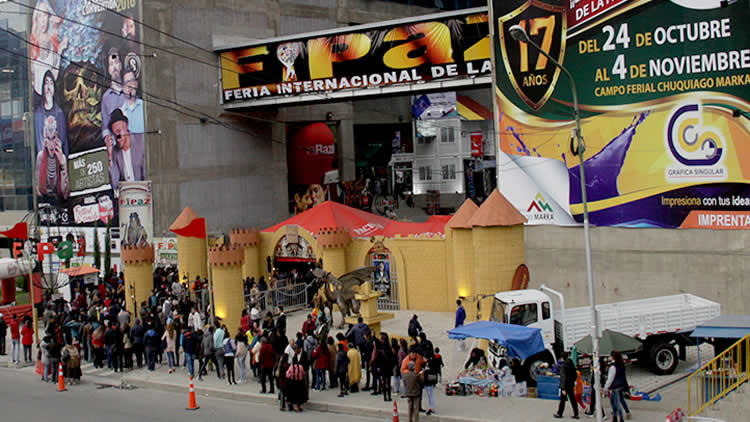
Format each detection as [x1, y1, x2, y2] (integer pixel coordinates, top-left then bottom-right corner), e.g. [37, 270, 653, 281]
[131, 319, 145, 368]
[554, 352, 579, 419]
[407, 315, 422, 341]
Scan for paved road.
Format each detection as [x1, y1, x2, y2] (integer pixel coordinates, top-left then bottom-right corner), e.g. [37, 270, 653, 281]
[0, 369, 382, 422]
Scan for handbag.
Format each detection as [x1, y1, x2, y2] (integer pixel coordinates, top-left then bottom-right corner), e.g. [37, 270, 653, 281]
[425, 373, 438, 384]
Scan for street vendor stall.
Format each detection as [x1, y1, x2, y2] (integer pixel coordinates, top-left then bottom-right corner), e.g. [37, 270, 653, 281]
[446, 321, 545, 397]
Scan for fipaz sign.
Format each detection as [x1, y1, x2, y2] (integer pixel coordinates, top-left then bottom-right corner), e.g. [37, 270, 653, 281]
[12, 237, 86, 263]
[218, 9, 491, 103]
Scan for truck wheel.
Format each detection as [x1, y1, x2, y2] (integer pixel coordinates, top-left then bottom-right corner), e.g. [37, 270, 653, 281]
[524, 353, 554, 387]
[650, 343, 678, 375]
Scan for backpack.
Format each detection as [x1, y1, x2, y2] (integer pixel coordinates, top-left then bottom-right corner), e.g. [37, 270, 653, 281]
[286, 363, 304, 381]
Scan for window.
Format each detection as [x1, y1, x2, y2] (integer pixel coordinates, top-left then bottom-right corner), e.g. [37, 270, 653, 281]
[442, 164, 456, 180]
[509, 303, 538, 326]
[417, 135, 435, 144]
[542, 302, 551, 320]
[490, 300, 507, 323]
[418, 166, 432, 181]
[440, 127, 455, 143]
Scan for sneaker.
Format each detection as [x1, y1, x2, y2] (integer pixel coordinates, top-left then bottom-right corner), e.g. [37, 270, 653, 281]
[337, 394, 345, 398]
[553, 414, 563, 419]
[625, 414, 632, 420]
[572, 416, 580, 420]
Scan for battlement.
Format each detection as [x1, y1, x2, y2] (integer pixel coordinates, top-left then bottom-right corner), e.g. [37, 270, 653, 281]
[230, 227, 261, 247]
[121, 244, 155, 264]
[316, 226, 351, 248]
[208, 244, 245, 266]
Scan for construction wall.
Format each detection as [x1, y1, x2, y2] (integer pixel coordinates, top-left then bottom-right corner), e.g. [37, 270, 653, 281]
[525, 226, 747, 314]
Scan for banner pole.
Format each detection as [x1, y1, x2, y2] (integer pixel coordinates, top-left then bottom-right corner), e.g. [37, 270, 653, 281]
[205, 232, 216, 327]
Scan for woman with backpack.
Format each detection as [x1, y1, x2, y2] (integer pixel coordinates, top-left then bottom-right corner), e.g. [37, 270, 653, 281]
[286, 354, 306, 412]
[423, 355, 441, 415]
[223, 327, 237, 385]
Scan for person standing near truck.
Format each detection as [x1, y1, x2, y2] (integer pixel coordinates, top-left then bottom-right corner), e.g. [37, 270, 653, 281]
[553, 352, 580, 419]
[605, 351, 629, 422]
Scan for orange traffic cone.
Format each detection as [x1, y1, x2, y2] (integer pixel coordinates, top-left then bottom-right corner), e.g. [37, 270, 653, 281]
[186, 376, 200, 411]
[57, 362, 67, 392]
[393, 401, 399, 422]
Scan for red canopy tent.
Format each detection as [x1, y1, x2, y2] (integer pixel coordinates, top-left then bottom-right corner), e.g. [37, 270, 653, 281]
[263, 201, 451, 238]
[263, 201, 393, 238]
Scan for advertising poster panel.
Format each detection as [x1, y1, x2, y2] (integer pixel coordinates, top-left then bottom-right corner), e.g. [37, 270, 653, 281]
[154, 237, 177, 266]
[218, 10, 490, 105]
[492, 0, 750, 228]
[31, 0, 146, 228]
[118, 181, 152, 247]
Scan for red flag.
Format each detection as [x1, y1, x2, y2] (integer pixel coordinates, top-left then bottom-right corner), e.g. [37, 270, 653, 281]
[0, 222, 28, 240]
[171, 217, 206, 239]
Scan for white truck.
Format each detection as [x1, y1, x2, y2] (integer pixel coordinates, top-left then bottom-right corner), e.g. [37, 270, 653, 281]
[488, 285, 721, 384]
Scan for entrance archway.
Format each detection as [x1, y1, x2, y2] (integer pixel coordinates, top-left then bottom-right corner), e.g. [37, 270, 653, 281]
[366, 242, 399, 310]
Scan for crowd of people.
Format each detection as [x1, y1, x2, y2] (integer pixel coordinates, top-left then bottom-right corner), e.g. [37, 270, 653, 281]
[1, 266, 443, 419]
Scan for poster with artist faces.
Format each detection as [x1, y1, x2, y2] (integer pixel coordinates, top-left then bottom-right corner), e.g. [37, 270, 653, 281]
[30, 0, 145, 228]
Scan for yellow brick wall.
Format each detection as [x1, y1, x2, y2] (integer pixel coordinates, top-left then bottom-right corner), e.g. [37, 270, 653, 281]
[212, 264, 245, 334]
[242, 246, 260, 280]
[386, 237, 450, 312]
[177, 235, 207, 282]
[124, 262, 153, 315]
[472, 226, 525, 320]
[451, 228, 477, 320]
[322, 247, 347, 277]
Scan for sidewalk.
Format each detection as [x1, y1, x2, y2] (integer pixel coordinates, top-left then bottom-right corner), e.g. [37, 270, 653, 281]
[113, 359, 683, 422]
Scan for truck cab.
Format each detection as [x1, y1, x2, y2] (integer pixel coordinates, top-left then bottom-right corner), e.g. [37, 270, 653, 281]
[488, 289, 558, 384]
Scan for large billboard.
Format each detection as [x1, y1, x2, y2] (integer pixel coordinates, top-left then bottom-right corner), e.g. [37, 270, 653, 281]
[31, 0, 146, 228]
[218, 9, 491, 107]
[493, 0, 750, 229]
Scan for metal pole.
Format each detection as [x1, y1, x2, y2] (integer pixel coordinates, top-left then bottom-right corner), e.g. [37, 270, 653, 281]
[517, 33, 602, 422]
[204, 235, 216, 327]
[23, 112, 39, 345]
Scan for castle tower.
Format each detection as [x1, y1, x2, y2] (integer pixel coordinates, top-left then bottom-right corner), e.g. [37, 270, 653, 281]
[230, 228, 261, 280]
[169, 206, 207, 283]
[121, 243, 155, 314]
[317, 227, 351, 277]
[446, 199, 480, 320]
[467, 189, 527, 320]
[209, 244, 245, 333]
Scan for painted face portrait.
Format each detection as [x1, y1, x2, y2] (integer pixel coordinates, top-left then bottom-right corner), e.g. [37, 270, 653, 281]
[43, 73, 55, 105]
[108, 50, 122, 83]
[123, 71, 138, 100]
[122, 17, 136, 39]
[112, 120, 130, 149]
[44, 115, 57, 149]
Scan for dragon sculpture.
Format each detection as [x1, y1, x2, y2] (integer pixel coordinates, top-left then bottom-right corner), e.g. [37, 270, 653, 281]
[312, 266, 374, 328]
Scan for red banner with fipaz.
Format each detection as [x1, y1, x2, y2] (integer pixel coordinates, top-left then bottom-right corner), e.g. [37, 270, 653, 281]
[471, 132, 483, 157]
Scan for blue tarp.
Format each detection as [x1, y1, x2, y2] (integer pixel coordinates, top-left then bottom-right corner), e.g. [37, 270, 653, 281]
[448, 320, 545, 360]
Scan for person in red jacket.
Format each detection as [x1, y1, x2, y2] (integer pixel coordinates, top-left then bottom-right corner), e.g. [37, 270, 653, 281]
[258, 336, 276, 394]
[21, 320, 34, 363]
[312, 342, 330, 391]
[9, 316, 20, 364]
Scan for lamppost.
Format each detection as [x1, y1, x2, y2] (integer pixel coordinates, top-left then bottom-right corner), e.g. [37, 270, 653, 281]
[509, 25, 602, 421]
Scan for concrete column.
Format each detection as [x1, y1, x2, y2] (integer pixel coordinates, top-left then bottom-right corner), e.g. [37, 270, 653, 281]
[317, 227, 351, 277]
[209, 245, 245, 334]
[338, 119, 355, 181]
[230, 228, 261, 280]
[122, 244, 155, 314]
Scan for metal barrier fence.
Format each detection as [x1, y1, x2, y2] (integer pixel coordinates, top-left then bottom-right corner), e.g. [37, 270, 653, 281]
[688, 334, 750, 416]
[245, 282, 310, 313]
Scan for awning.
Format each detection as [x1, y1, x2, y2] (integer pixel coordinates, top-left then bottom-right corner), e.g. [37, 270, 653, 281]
[380, 220, 446, 238]
[690, 315, 750, 339]
[448, 320, 545, 360]
[58, 265, 100, 277]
